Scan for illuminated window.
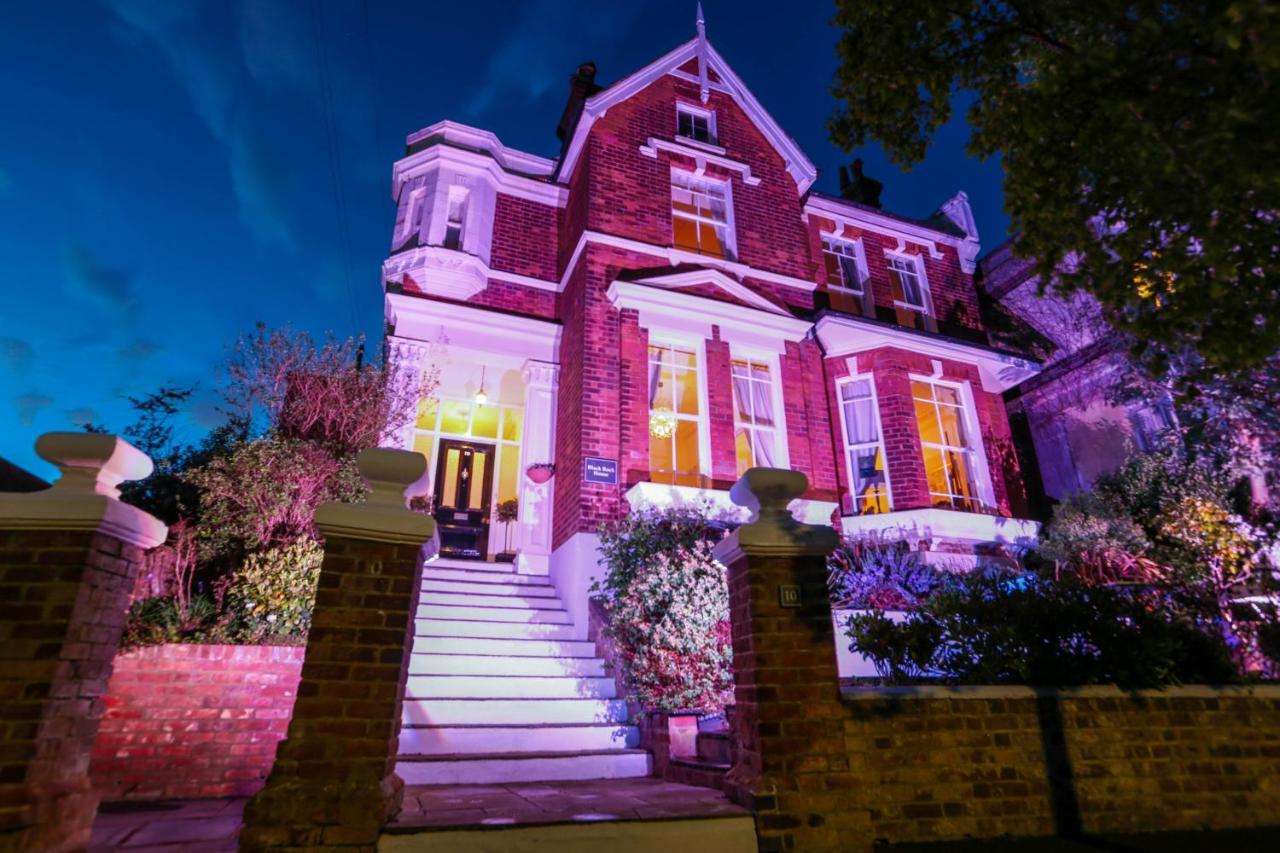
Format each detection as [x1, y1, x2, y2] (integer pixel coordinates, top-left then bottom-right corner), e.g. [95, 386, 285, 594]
[671, 170, 732, 259]
[731, 357, 778, 477]
[911, 379, 980, 511]
[648, 342, 703, 487]
[838, 378, 890, 514]
[676, 103, 716, 144]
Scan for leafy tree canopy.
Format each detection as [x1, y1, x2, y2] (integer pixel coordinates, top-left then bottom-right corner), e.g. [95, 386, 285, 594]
[829, 1, 1279, 371]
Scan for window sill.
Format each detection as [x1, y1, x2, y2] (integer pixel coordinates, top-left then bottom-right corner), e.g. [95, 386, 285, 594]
[839, 507, 1040, 545]
[675, 135, 727, 155]
[625, 480, 838, 526]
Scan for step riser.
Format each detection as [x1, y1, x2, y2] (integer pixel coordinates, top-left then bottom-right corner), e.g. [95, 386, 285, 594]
[415, 620, 579, 639]
[408, 654, 607, 677]
[395, 753, 651, 785]
[399, 725, 639, 756]
[421, 579, 558, 597]
[406, 675, 617, 700]
[403, 698, 629, 726]
[418, 592, 565, 609]
[411, 636, 598, 657]
[418, 605, 571, 624]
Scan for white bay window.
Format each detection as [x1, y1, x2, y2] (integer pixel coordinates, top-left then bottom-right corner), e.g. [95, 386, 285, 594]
[838, 377, 890, 514]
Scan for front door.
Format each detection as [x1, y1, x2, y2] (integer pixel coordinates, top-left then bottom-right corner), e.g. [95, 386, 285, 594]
[433, 439, 495, 560]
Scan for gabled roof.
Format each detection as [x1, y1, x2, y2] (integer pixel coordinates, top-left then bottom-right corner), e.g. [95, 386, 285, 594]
[556, 33, 818, 194]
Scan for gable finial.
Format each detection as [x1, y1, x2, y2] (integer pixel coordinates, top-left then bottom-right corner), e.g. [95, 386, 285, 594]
[696, 2, 710, 103]
[696, 2, 706, 38]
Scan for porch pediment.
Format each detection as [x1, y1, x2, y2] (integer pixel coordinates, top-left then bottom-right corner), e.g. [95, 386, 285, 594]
[621, 267, 791, 316]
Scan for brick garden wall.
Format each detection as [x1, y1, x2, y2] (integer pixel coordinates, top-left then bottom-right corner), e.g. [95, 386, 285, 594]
[90, 644, 303, 801]
[836, 685, 1280, 844]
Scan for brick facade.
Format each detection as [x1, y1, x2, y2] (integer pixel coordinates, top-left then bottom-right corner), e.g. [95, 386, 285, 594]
[90, 644, 303, 801]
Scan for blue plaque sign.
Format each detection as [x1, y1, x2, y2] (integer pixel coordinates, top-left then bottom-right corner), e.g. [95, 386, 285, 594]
[583, 457, 619, 485]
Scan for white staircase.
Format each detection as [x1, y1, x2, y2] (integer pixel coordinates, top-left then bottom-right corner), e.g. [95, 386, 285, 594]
[397, 558, 650, 785]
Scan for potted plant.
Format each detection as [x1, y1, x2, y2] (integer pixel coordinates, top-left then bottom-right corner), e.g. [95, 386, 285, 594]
[525, 462, 556, 485]
[495, 498, 519, 562]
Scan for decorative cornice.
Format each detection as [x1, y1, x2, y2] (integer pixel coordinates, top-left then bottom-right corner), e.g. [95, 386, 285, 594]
[404, 120, 557, 176]
[392, 139, 565, 208]
[385, 292, 562, 365]
[639, 137, 761, 186]
[627, 268, 790, 316]
[805, 195, 972, 265]
[607, 279, 811, 353]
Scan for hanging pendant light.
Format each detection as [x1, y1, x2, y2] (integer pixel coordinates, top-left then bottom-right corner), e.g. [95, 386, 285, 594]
[474, 366, 488, 407]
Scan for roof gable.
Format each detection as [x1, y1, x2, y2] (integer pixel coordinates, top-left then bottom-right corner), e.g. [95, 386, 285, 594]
[557, 35, 817, 194]
[626, 268, 792, 316]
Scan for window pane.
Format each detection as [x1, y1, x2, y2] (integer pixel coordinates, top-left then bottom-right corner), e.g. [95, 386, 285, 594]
[945, 449, 974, 502]
[471, 403, 499, 438]
[935, 385, 962, 406]
[922, 447, 949, 503]
[672, 347, 696, 369]
[735, 427, 753, 477]
[674, 368, 699, 415]
[699, 221, 725, 257]
[650, 430, 674, 473]
[412, 433, 434, 461]
[440, 400, 470, 435]
[910, 381, 934, 401]
[416, 397, 439, 430]
[914, 397, 942, 444]
[441, 448, 461, 507]
[937, 405, 967, 447]
[673, 216, 699, 252]
[674, 419, 700, 474]
[468, 452, 487, 510]
[838, 255, 862, 293]
[823, 250, 843, 288]
[502, 407, 523, 443]
[497, 446, 520, 504]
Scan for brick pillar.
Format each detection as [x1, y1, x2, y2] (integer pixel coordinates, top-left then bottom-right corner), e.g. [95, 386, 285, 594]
[712, 468, 869, 852]
[704, 331, 739, 486]
[0, 433, 166, 852]
[240, 448, 437, 852]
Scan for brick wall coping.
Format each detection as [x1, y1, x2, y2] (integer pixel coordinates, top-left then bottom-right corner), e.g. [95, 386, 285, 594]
[840, 683, 1280, 701]
[114, 642, 305, 663]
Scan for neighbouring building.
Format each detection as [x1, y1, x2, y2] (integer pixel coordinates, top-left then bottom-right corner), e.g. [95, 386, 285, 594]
[979, 240, 1178, 514]
[379, 18, 1043, 784]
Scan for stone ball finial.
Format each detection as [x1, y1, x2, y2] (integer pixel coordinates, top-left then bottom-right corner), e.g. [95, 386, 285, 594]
[729, 467, 808, 524]
[356, 447, 429, 511]
[35, 432, 153, 500]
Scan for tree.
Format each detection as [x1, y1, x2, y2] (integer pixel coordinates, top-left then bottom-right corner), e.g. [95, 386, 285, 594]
[829, 1, 1279, 373]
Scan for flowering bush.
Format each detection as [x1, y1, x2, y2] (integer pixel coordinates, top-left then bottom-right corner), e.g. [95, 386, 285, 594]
[603, 541, 733, 712]
[827, 535, 941, 609]
[226, 539, 324, 644]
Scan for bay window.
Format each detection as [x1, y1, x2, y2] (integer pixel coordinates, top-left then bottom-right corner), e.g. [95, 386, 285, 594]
[838, 377, 890, 514]
[730, 357, 778, 476]
[911, 379, 980, 511]
[671, 170, 733, 259]
[648, 342, 703, 487]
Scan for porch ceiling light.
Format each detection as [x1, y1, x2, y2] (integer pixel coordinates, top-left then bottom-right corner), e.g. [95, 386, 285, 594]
[474, 366, 488, 406]
[649, 407, 676, 439]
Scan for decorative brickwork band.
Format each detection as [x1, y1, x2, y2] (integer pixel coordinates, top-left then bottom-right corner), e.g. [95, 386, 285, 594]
[711, 468, 870, 851]
[240, 448, 438, 851]
[0, 433, 166, 852]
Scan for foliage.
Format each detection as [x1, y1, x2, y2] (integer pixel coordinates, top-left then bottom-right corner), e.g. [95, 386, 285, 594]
[225, 539, 324, 644]
[186, 437, 365, 561]
[846, 570, 1239, 687]
[222, 323, 435, 457]
[1037, 492, 1162, 584]
[595, 504, 721, 603]
[827, 535, 942, 609]
[829, 0, 1280, 373]
[121, 594, 223, 648]
[602, 542, 733, 713]
[495, 498, 519, 523]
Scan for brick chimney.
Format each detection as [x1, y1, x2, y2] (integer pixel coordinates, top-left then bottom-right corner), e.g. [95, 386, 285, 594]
[556, 62, 600, 143]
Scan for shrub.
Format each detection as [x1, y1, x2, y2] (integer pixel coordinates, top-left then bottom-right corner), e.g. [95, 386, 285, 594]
[225, 538, 324, 644]
[603, 542, 733, 712]
[595, 505, 720, 602]
[121, 594, 227, 648]
[827, 535, 941, 609]
[846, 570, 1238, 687]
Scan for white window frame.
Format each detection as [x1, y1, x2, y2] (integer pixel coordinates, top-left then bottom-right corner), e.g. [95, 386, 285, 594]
[442, 185, 469, 251]
[728, 347, 789, 475]
[821, 234, 870, 296]
[908, 374, 994, 511]
[670, 167, 736, 260]
[835, 374, 893, 515]
[676, 102, 717, 145]
[885, 251, 934, 315]
[647, 334, 710, 484]
[401, 187, 428, 244]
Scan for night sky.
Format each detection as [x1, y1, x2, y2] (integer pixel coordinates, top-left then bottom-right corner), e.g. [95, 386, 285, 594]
[0, 0, 1006, 480]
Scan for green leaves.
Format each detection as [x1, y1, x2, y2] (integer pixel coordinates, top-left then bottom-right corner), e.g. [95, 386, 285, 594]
[829, 0, 1280, 371]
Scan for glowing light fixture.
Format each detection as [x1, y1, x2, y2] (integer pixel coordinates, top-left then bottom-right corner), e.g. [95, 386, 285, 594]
[649, 407, 676, 439]
[474, 367, 488, 406]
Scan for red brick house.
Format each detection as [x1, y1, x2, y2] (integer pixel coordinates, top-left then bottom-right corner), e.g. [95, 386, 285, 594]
[381, 21, 1042, 783]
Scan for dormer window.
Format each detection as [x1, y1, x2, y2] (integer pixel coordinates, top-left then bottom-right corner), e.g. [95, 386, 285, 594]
[671, 169, 733, 259]
[443, 187, 468, 251]
[676, 103, 716, 145]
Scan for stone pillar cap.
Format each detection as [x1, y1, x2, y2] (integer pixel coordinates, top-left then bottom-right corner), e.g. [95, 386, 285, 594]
[314, 447, 440, 550]
[0, 432, 167, 548]
[714, 467, 839, 562]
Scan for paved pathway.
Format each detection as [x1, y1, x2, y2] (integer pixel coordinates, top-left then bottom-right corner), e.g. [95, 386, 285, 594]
[90, 798, 243, 852]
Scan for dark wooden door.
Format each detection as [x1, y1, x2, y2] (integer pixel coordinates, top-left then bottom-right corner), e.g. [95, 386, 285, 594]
[433, 439, 495, 559]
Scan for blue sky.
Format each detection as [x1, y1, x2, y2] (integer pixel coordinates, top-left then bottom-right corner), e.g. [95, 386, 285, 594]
[0, 0, 1006, 480]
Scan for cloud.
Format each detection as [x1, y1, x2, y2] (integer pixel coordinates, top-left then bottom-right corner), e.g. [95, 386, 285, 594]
[65, 407, 98, 427]
[118, 339, 161, 361]
[105, 0, 296, 249]
[0, 338, 33, 375]
[63, 243, 135, 309]
[15, 394, 52, 427]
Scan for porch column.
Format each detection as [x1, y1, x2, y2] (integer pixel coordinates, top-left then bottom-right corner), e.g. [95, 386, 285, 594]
[385, 336, 431, 451]
[515, 359, 558, 575]
[0, 433, 166, 851]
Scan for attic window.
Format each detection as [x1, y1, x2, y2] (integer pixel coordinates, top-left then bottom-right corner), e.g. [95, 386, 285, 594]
[676, 103, 716, 145]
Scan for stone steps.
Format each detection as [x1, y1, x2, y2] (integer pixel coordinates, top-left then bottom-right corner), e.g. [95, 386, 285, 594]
[402, 696, 630, 727]
[405, 674, 618, 700]
[416, 603, 573, 624]
[408, 653, 608, 677]
[399, 723, 639, 756]
[395, 749, 652, 786]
